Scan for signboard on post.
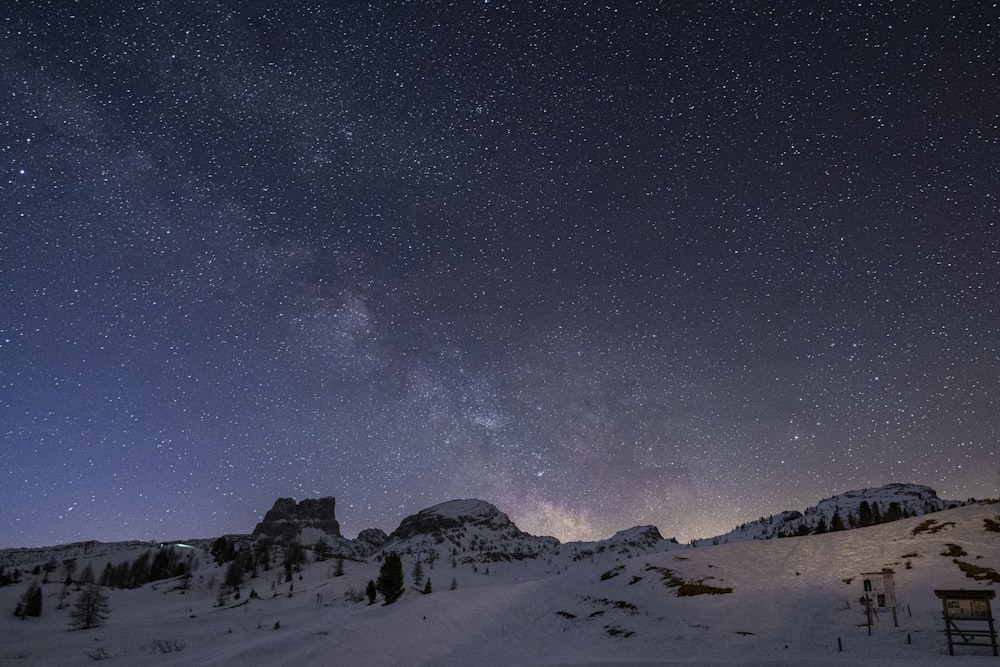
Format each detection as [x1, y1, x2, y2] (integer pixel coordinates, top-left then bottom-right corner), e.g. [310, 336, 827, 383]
[934, 589, 998, 656]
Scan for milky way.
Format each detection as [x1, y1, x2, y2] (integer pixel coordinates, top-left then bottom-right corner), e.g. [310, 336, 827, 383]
[2, 2, 997, 547]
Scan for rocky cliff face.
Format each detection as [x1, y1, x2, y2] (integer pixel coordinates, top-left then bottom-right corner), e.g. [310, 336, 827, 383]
[251, 497, 341, 541]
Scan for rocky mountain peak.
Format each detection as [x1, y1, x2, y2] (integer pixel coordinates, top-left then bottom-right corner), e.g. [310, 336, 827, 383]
[388, 499, 521, 541]
[251, 497, 341, 541]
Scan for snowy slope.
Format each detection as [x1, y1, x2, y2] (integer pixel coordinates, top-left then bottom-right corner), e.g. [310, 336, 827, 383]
[2, 501, 998, 665]
[696, 483, 966, 544]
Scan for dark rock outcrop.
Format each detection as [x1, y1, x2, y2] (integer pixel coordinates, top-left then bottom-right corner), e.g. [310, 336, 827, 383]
[252, 497, 341, 541]
[356, 528, 389, 550]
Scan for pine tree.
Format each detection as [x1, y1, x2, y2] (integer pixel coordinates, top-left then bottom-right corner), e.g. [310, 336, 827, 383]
[412, 560, 424, 587]
[255, 540, 272, 571]
[422, 578, 432, 594]
[216, 583, 229, 607]
[211, 537, 235, 565]
[376, 552, 404, 605]
[814, 517, 828, 534]
[857, 501, 873, 528]
[313, 537, 331, 561]
[224, 558, 244, 589]
[449, 577, 457, 591]
[100, 563, 113, 587]
[28, 582, 42, 617]
[14, 581, 42, 619]
[365, 580, 377, 605]
[831, 511, 846, 532]
[334, 558, 345, 577]
[70, 584, 110, 629]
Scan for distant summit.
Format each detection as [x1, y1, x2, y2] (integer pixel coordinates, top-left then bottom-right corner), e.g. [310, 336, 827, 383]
[382, 499, 559, 562]
[695, 483, 964, 545]
[388, 499, 532, 541]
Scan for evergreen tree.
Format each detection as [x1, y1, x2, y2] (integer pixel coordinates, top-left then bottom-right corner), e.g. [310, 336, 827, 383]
[283, 540, 305, 582]
[830, 511, 846, 532]
[857, 501, 873, 528]
[871, 502, 882, 524]
[814, 517, 828, 534]
[313, 537, 331, 561]
[100, 563, 113, 587]
[365, 580, 377, 605]
[14, 581, 42, 619]
[449, 577, 458, 591]
[254, 540, 272, 571]
[70, 584, 110, 629]
[334, 559, 345, 577]
[127, 551, 152, 588]
[884, 502, 903, 523]
[376, 552, 404, 605]
[210, 537, 235, 565]
[57, 584, 70, 610]
[422, 578, 432, 594]
[224, 557, 244, 589]
[216, 583, 229, 607]
[412, 560, 424, 587]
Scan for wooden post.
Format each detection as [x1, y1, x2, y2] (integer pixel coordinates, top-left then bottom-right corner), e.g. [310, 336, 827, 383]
[837, 637, 842, 652]
[892, 605, 898, 627]
[867, 603, 873, 636]
[941, 597, 954, 656]
[988, 600, 999, 657]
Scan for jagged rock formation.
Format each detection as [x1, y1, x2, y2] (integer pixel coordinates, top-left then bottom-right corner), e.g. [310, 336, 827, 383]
[355, 528, 389, 551]
[252, 497, 341, 541]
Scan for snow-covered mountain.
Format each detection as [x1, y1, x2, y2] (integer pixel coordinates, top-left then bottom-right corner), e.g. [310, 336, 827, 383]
[377, 499, 679, 567]
[379, 499, 559, 563]
[2, 495, 997, 665]
[694, 483, 966, 545]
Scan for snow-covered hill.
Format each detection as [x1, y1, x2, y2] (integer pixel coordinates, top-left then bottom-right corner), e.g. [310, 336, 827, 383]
[694, 483, 967, 545]
[2, 500, 998, 665]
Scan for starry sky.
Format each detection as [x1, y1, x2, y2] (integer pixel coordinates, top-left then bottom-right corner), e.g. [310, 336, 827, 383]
[2, 2, 998, 549]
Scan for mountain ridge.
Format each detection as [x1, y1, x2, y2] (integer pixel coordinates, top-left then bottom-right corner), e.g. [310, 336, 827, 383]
[1, 483, 974, 563]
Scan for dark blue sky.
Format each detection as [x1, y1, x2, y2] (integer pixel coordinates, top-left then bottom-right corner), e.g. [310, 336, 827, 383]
[2, 1, 997, 547]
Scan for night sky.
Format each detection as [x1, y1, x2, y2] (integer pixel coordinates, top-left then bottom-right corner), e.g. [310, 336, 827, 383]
[2, 2, 998, 549]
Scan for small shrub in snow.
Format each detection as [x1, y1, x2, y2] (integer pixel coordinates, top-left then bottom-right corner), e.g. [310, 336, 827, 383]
[145, 639, 184, 654]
